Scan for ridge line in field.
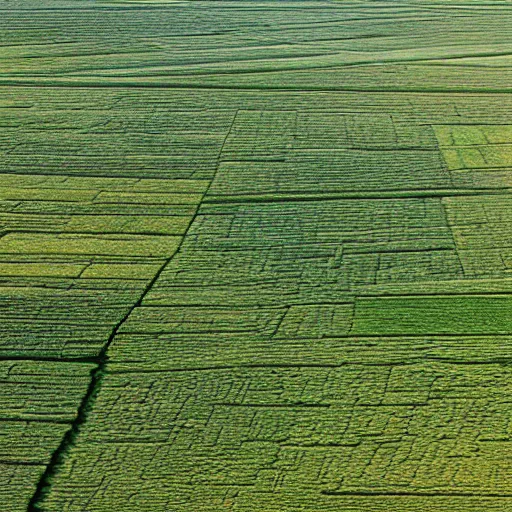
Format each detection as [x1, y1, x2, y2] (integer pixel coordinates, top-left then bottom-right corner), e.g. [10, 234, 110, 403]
[203, 187, 512, 203]
[24, 110, 237, 509]
[4, 81, 512, 94]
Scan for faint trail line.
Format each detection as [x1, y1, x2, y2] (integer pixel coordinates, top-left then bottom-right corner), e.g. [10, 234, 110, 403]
[4, 82, 512, 94]
[202, 187, 512, 204]
[0, 355, 99, 363]
[440, 198, 466, 275]
[26, 112, 239, 510]
[321, 490, 512, 497]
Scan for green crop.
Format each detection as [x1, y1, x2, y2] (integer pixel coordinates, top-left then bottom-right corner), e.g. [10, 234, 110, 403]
[2, 1, 512, 511]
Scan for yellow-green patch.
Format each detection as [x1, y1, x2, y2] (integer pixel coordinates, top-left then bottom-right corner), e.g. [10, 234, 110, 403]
[94, 191, 203, 205]
[65, 215, 191, 235]
[0, 187, 98, 202]
[81, 263, 162, 279]
[0, 233, 181, 258]
[435, 125, 512, 170]
[0, 262, 85, 277]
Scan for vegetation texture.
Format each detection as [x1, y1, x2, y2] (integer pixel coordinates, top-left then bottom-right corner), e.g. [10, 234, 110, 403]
[2, 0, 512, 510]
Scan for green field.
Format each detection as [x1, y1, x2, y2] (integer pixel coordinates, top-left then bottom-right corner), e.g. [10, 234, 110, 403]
[2, 1, 512, 510]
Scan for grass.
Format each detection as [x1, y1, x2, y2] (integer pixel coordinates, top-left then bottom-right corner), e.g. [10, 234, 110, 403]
[2, 0, 512, 510]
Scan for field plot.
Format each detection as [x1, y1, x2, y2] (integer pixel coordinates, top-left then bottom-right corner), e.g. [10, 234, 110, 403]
[2, 0, 512, 511]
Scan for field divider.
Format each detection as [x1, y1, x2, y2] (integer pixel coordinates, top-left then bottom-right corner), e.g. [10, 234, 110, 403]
[27, 115, 239, 512]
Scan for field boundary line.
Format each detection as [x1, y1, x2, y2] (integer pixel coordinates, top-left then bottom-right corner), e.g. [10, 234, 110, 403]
[27, 109, 239, 511]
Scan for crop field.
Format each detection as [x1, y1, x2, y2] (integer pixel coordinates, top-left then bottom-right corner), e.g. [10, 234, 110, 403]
[2, 0, 512, 511]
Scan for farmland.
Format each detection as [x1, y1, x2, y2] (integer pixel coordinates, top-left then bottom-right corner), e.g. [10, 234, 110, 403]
[2, 1, 512, 510]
